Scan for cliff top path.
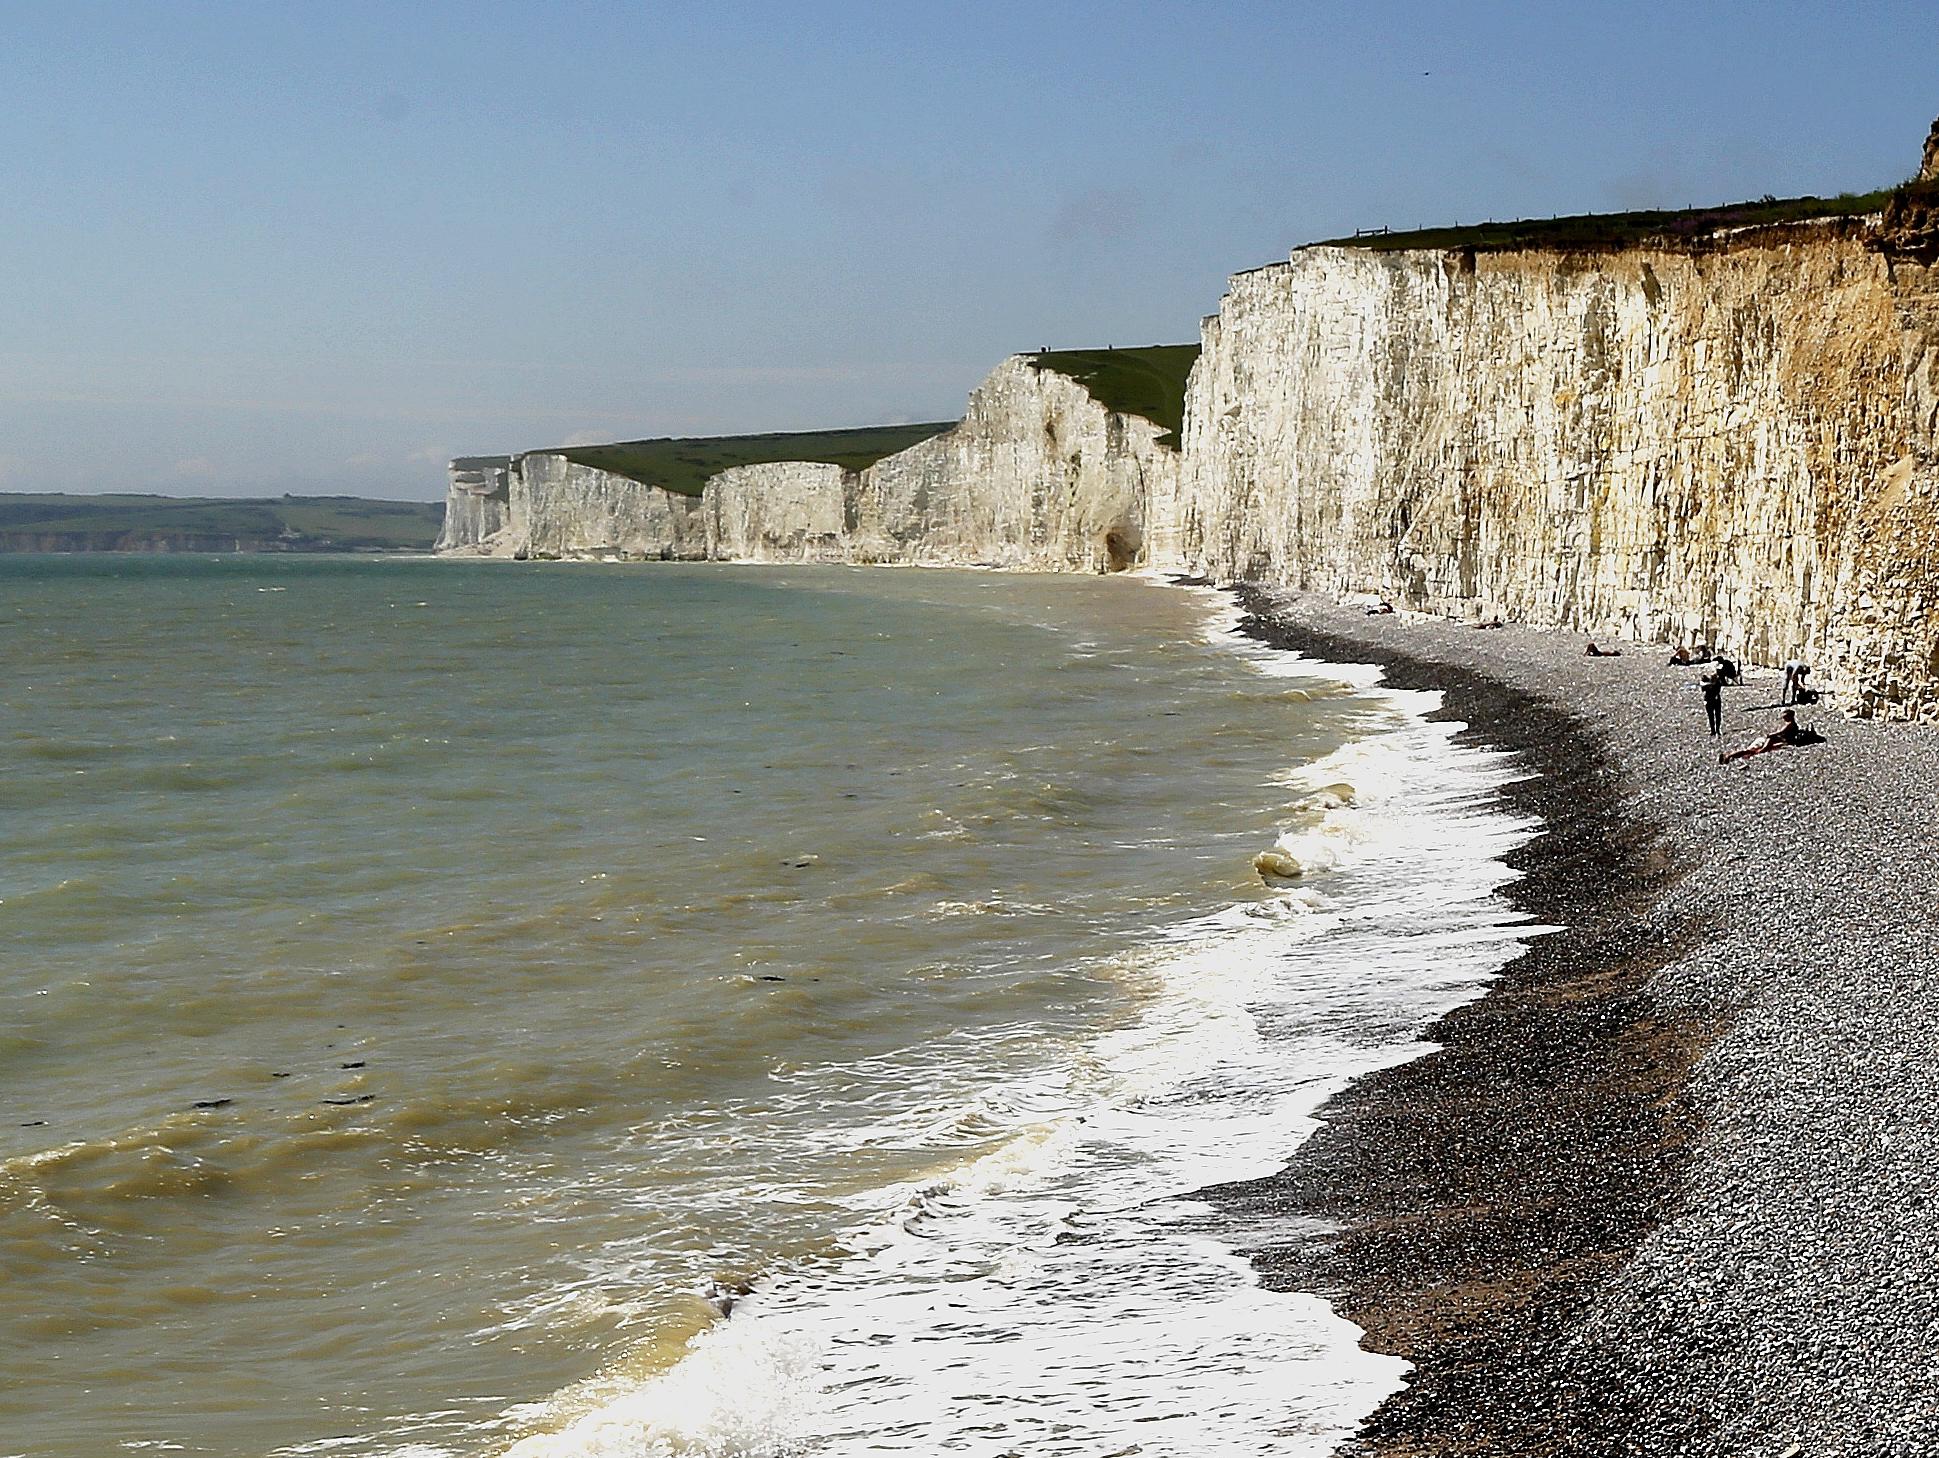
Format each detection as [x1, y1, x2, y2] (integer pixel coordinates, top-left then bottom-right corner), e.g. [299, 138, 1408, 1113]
[1223, 588, 1939, 1458]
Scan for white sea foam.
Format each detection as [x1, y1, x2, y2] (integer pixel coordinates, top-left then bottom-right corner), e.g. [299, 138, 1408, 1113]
[479, 589, 1542, 1458]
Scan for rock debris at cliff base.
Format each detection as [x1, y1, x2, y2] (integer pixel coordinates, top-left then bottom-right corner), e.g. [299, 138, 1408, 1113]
[1218, 589, 1939, 1458]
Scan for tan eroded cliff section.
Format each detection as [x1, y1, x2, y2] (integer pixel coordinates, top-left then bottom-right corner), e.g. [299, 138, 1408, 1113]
[1175, 232, 1939, 719]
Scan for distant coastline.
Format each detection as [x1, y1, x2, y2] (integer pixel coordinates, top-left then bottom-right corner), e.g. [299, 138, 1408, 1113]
[0, 492, 441, 554]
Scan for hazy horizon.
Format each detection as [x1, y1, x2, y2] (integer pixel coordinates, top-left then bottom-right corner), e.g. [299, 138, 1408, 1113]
[6, 0, 1935, 502]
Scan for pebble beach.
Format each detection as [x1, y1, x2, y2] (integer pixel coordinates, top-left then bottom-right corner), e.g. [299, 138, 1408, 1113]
[1220, 586, 1939, 1458]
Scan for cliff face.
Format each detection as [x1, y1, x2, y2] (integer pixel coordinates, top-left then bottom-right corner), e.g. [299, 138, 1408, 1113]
[1175, 233, 1939, 719]
[703, 462, 852, 562]
[440, 356, 1176, 573]
[435, 458, 514, 552]
[850, 358, 1161, 569]
[514, 452, 711, 560]
[438, 205, 1939, 715]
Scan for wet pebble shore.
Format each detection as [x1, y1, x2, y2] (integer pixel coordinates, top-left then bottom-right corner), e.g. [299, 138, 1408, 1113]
[1218, 586, 1939, 1458]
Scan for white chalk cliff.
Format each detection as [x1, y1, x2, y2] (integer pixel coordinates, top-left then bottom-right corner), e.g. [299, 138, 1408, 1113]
[437, 356, 1169, 573]
[1174, 225, 1939, 720]
[434, 457, 514, 552]
[442, 149, 1939, 717]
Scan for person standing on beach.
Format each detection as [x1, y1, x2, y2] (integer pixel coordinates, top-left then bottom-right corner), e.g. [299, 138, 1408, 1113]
[1701, 669, 1725, 739]
[1782, 656, 1812, 705]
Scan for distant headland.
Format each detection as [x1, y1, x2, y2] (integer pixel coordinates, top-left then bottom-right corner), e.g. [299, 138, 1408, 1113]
[0, 493, 443, 554]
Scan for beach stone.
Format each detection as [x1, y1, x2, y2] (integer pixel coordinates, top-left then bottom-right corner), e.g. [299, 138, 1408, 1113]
[1252, 848, 1303, 881]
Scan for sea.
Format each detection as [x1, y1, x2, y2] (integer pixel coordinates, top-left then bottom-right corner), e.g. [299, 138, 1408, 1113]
[0, 555, 1538, 1458]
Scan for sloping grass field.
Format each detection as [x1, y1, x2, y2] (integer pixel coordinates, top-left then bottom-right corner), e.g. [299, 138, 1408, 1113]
[557, 422, 958, 497]
[1025, 345, 1200, 448]
[0, 494, 443, 550]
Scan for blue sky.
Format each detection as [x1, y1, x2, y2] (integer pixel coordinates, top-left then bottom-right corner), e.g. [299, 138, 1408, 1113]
[3, 0, 1934, 500]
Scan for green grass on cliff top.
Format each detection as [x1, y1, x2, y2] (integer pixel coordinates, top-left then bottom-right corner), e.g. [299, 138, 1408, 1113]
[555, 423, 957, 497]
[0, 493, 442, 549]
[1024, 345, 1199, 449]
[1314, 187, 1900, 255]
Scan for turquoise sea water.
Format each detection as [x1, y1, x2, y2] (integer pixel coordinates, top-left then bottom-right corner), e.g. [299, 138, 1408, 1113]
[0, 556, 1534, 1457]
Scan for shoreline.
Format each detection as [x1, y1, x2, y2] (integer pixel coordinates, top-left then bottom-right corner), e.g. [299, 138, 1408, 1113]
[1217, 587, 1939, 1455]
[1213, 585, 1711, 1454]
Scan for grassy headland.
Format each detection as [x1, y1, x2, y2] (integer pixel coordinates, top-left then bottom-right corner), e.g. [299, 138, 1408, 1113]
[1315, 187, 1903, 255]
[1025, 345, 1200, 449]
[556, 422, 957, 497]
[0, 493, 443, 552]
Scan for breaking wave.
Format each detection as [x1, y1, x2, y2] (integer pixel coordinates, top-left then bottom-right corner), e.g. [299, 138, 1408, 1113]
[473, 593, 1541, 1458]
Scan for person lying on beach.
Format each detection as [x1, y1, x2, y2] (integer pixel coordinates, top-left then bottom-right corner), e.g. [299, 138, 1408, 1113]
[1363, 599, 1395, 615]
[1720, 709, 1807, 764]
[1668, 645, 1716, 666]
[1585, 641, 1622, 657]
[1473, 614, 1504, 629]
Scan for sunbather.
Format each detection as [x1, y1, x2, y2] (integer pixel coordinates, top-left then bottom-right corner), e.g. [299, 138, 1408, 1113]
[1720, 709, 1806, 764]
